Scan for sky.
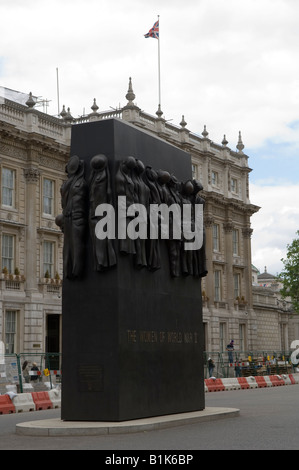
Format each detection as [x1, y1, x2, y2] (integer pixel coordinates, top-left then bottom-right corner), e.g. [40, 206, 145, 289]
[1, 0, 299, 275]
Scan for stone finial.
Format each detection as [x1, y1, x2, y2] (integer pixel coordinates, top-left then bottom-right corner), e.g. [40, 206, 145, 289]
[222, 135, 228, 147]
[202, 125, 209, 139]
[180, 115, 187, 128]
[236, 131, 245, 154]
[156, 104, 163, 119]
[91, 98, 99, 114]
[64, 107, 73, 123]
[26, 92, 35, 108]
[126, 77, 136, 103]
[60, 105, 67, 118]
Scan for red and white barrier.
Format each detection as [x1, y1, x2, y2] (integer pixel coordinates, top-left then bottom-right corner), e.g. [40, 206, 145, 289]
[0, 374, 298, 415]
[205, 373, 299, 392]
[0, 394, 15, 414]
[0, 389, 61, 414]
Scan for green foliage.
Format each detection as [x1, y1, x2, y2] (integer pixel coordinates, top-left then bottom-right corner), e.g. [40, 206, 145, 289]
[279, 230, 299, 313]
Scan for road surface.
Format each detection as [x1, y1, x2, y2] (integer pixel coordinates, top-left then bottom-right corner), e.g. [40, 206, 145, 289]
[0, 385, 298, 450]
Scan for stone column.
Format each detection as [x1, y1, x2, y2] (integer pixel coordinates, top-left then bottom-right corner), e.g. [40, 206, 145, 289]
[242, 227, 253, 308]
[204, 215, 214, 304]
[224, 221, 234, 309]
[24, 168, 40, 294]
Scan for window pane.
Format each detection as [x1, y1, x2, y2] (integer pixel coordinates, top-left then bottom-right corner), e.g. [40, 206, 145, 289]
[213, 224, 219, 251]
[2, 168, 15, 207]
[43, 179, 54, 215]
[192, 164, 197, 179]
[214, 270, 221, 301]
[234, 273, 240, 299]
[5, 310, 16, 354]
[231, 178, 238, 193]
[239, 324, 246, 351]
[43, 241, 54, 277]
[2, 234, 14, 273]
[233, 229, 239, 255]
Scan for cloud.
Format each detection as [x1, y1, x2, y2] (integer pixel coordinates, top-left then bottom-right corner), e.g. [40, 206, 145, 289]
[1, 0, 299, 137]
[250, 183, 299, 275]
[1, 0, 299, 276]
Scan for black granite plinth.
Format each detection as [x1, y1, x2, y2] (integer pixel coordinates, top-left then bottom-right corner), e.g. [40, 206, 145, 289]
[61, 119, 205, 421]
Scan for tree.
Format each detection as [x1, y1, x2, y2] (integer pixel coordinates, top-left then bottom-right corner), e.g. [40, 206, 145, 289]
[279, 230, 299, 313]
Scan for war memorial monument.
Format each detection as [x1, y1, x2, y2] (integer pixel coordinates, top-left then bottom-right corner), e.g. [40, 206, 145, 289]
[56, 118, 208, 422]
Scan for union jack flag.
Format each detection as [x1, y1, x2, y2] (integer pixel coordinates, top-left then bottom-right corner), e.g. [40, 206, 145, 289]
[144, 20, 159, 39]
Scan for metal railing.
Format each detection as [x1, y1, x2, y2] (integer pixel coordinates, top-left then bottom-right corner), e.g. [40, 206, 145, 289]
[0, 353, 61, 394]
[204, 350, 295, 379]
[0, 350, 296, 394]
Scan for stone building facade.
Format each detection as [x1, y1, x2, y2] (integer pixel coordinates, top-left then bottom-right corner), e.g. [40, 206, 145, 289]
[0, 81, 296, 358]
[0, 89, 69, 356]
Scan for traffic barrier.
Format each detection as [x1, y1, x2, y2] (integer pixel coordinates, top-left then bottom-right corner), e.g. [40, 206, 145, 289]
[13, 393, 35, 413]
[0, 394, 15, 414]
[246, 376, 258, 388]
[291, 373, 299, 384]
[204, 374, 299, 392]
[263, 376, 273, 387]
[222, 378, 241, 390]
[48, 389, 61, 408]
[287, 374, 296, 385]
[237, 377, 250, 389]
[31, 391, 53, 410]
[269, 375, 285, 386]
[205, 378, 225, 392]
[1, 373, 298, 412]
[255, 376, 268, 388]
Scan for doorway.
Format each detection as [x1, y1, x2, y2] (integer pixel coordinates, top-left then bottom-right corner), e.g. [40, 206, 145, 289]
[46, 314, 61, 370]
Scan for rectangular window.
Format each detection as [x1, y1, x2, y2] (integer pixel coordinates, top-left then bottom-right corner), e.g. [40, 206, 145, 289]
[232, 229, 239, 255]
[2, 234, 14, 274]
[219, 322, 226, 352]
[192, 164, 198, 179]
[43, 178, 54, 215]
[43, 241, 54, 278]
[234, 273, 241, 299]
[2, 168, 15, 208]
[280, 323, 287, 351]
[213, 224, 220, 251]
[5, 310, 17, 354]
[239, 324, 246, 351]
[214, 270, 221, 301]
[211, 171, 218, 186]
[231, 178, 238, 193]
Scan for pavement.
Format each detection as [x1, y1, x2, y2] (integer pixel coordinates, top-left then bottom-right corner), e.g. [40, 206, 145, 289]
[16, 406, 239, 436]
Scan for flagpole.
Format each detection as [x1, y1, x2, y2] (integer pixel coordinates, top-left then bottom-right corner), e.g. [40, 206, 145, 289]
[157, 14, 161, 109]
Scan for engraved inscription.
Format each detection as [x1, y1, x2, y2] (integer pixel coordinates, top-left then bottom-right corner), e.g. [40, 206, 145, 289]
[77, 364, 103, 392]
[127, 329, 198, 345]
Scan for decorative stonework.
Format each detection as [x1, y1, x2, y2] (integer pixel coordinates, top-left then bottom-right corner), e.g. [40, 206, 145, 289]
[0, 142, 27, 160]
[204, 216, 214, 228]
[223, 221, 234, 233]
[24, 167, 40, 183]
[242, 227, 253, 238]
[39, 155, 66, 172]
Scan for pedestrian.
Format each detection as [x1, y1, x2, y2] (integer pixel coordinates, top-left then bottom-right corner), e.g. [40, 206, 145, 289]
[22, 360, 30, 383]
[208, 357, 215, 377]
[30, 362, 39, 381]
[235, 361, 241, 377]
[265, 357, 271, 375]
[226, 340, 234, 363]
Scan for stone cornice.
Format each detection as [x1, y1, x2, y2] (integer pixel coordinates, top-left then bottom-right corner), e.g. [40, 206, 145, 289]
[202, 190, 260, 215]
